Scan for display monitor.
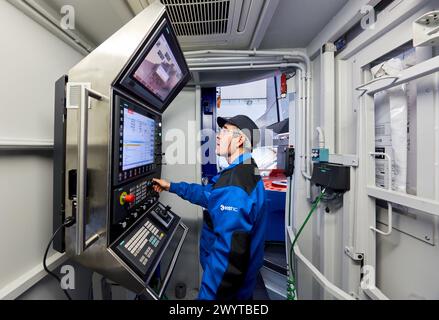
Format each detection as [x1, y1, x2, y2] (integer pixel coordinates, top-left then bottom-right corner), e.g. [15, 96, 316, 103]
[133, 34, 184, 102]
[117, 14, 190, 113]
[113, 95, 162, 185]
[122, 109, 155, 171]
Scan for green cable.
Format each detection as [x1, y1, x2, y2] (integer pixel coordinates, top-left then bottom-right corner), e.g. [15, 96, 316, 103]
[287, 189, 326, 300]
[288, 178, 292, 226]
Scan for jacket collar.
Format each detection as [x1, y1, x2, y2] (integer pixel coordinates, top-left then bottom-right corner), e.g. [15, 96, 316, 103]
[221, 152, 253, 173]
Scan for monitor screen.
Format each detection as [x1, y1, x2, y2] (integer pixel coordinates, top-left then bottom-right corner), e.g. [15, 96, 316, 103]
[122, 108, 156, 171]
[117, 15, 191, 114]
[133, 34, 184, 102]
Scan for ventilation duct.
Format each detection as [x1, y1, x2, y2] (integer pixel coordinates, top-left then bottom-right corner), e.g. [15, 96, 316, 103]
[161, 0, 231, 36]
[125, 0, 278, 50]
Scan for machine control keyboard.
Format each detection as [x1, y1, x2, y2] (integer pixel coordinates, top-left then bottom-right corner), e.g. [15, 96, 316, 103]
[112, 202, 179, 278]
[123, 220, 164, 265]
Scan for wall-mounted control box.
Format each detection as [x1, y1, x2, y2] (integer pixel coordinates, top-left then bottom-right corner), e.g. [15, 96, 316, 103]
[311, 162, 350, 193]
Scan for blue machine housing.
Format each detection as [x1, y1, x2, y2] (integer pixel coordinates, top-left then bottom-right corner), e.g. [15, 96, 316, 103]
[264, 189, 286, 242]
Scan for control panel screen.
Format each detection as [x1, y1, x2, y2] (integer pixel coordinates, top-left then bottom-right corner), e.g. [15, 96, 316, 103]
[113, 94, 162, 186]
[133, 34, 184, 102]
[122, 109, 155, 171]
[117, 15, 190, 113]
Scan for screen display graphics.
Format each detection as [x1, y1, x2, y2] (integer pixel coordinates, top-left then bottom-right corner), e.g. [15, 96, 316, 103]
[122, 108, 156, 171]
[133, 34, 184, 102]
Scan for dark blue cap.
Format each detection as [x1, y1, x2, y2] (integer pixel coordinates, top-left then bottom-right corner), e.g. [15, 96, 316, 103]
[217, 115, 260, 147]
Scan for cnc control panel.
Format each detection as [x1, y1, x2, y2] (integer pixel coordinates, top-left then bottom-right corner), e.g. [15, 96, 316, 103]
[53, 7, 190, 297]
[110, 93, 164, 243]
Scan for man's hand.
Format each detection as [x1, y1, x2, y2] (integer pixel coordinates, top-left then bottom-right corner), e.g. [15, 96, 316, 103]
[152, 178, 171, 193]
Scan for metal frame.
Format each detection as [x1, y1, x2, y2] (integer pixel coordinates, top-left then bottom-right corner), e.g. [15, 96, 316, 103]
[340, 0, 439, 301]
[291, 0, 435, 301]
[358, 55, 439, 218]
[351, 34, 439, 300]
[367, 187, 439, 218]
[353, 67, 388, 300]
[358, 54, 439, 95]
[369, 152, 393, 236]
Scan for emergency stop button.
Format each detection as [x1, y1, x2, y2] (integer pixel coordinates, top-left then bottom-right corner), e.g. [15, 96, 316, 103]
[120, 192, 136, 205]
[125, 194, 135, 203]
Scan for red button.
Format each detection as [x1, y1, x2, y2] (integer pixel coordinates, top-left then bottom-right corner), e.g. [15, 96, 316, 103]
[124, 194, 136, 204]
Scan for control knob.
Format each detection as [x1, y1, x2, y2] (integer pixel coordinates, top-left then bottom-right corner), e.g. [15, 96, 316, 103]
[146, 180, 154, 188]
[131, 210, 139, 219]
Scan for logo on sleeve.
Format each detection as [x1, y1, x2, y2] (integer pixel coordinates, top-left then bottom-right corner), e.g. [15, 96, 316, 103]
[220, 204, 238, 212]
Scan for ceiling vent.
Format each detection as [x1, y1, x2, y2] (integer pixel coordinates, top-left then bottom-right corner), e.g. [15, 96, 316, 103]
[126, 0, 279, 50]
[155, 0, 279, 50]
[161, 0, 232, 37]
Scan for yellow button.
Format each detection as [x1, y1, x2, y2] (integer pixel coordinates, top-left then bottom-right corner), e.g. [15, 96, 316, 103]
[119, 192, 128, 205]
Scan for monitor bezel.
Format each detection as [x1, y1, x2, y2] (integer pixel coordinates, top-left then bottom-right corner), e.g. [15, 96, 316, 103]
[116, 13, 191, 114]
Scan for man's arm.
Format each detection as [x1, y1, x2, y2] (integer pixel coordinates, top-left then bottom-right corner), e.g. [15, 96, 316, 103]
[153, 178, 211, 208]
[198, 186, 254, 300]
[169, 182, 212, 208]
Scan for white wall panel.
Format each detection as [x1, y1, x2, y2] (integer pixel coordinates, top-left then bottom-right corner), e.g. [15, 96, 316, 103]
[0, 0, 83, 298]
[159, 87, 202, 299]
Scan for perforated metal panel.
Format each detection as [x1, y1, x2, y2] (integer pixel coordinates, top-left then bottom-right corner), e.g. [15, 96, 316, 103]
[161, 0, 231, 36]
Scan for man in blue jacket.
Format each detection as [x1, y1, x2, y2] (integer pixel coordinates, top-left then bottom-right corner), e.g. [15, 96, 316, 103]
[153, 115, 267, 300]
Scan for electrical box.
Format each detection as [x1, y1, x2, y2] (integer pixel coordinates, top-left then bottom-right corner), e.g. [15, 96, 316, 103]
[311, 162, 350, 193]
[278, 146, 295, 177]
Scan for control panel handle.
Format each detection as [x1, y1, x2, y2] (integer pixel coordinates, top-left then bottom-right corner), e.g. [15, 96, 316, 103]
[76, 87, 108, 256]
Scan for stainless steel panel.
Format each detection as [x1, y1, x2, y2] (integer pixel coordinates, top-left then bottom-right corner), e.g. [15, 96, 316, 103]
[64, 2, 169, 293]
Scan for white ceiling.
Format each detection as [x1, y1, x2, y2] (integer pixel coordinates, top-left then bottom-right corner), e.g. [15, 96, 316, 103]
[34, 0, 349, 51]
[35, 0, 134, 45]
[259, 0, 349, 49]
